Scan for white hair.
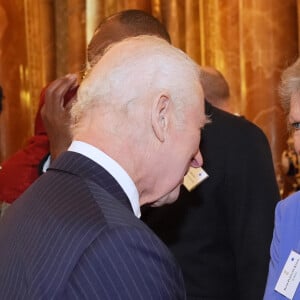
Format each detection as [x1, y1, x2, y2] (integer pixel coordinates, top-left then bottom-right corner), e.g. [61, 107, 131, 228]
[71, 35, 201, 134]
[280, 58, 300, 114]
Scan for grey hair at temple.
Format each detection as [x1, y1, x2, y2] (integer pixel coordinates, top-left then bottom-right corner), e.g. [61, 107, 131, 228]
[280, 58, 300, 114]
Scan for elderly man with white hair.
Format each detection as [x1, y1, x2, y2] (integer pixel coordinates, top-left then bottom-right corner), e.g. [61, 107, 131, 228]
[0, 35, 207, 299]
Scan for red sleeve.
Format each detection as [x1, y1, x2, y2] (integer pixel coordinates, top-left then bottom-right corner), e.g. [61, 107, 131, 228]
[0, 134, 49, 203]
[0, 84, 78, 203]
[0, 88, 49, 203]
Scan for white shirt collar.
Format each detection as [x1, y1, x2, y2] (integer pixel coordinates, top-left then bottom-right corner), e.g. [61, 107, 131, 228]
[68, 141, 141, 218]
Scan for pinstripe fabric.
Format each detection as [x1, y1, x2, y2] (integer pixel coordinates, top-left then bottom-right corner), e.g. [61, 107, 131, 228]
[0, 151, 186, 299]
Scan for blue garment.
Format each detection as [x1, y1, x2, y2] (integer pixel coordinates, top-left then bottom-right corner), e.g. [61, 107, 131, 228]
[0, 151, 185, 300]
[264, 191, 300, 299]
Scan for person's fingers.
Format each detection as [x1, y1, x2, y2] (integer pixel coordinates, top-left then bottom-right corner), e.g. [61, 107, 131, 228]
[53, 74, 78, 108]
[64, 92, 78, 111]
[63, 85, 79, 108]
[41, 74, 78, 126]
[44, 74, 78, 110]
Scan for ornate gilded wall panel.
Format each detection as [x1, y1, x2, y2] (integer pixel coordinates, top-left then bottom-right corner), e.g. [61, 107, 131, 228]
[0, 0, 29, 161]
[239, 0, 298, 172]
[54, 0, 68, 77]
[24, 0, 56, 114]
[55, 0, 86, 76]
[159, 0, 185, 50]
[185, 0, 200, 63]
[0, 0, 299, 183]
[298, 0, 300, 52]
[199, 0, 241, 114]
[67, 0, 86, 74]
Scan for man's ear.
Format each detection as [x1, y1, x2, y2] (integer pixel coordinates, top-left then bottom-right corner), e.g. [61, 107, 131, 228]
[151, 94, 170, 142]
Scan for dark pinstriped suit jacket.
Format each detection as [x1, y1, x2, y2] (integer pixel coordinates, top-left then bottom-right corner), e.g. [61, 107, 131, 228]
[0, 151, 186, 300]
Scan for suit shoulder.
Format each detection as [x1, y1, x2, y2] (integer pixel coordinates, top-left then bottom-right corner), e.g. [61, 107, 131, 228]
[206, 105, 269, 144]
[277, 192, 300, 213]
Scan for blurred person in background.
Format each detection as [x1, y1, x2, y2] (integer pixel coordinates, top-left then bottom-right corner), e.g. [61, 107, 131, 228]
[200, 66, 234, 114]
[142, 65, 280, 300]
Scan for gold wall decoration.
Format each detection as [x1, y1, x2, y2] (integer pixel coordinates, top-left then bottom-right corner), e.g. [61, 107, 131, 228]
[199, 0, 240, 113]
[239, 0, 298, 172]
[0, 0, 299, 184]
[0, 0, 29, 162]
[55, 0, 86, 76]
[24, 0, 56, 119]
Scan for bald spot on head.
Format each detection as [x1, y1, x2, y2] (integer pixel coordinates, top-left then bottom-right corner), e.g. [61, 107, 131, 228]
[200, 66, 230, 104]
